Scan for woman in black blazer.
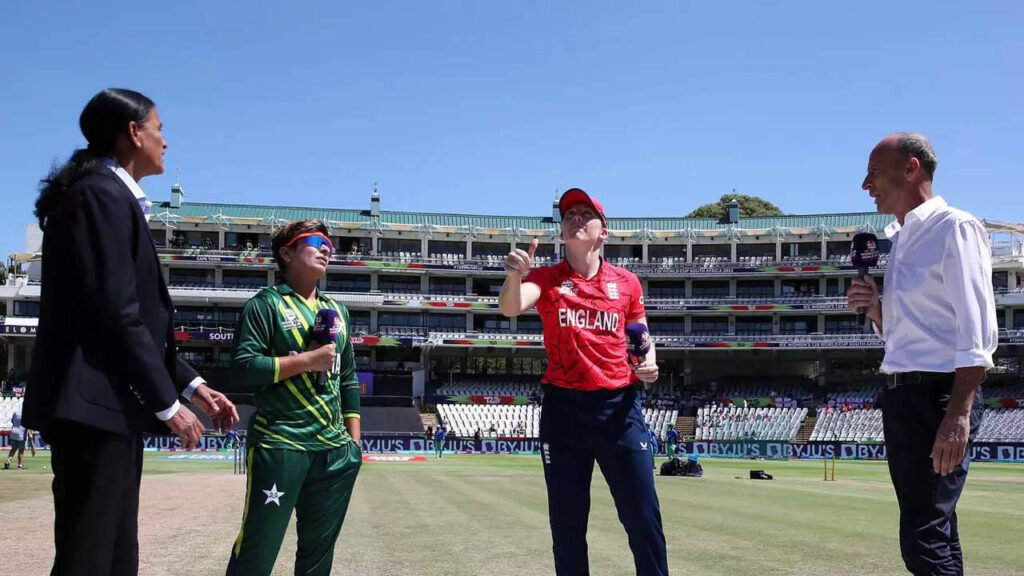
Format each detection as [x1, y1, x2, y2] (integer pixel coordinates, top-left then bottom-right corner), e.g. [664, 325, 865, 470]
[25, 88, 237, 576]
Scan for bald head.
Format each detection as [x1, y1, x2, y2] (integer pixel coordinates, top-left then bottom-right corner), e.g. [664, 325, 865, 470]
[875, 132, 938, 182]
[863, 133, 936, 223]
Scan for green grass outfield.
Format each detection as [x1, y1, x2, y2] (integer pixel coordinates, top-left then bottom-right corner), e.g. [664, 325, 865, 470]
[1, 451, 1021, 575]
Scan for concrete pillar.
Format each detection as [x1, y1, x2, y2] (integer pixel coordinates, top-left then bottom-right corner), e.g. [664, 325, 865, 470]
[642, 243, 649, 263]
[218, 229, 226, 249]
[371, 236, 379, 256]
[421, 276, 429, 294]
[728, 279, 737, 298]
[215, 268, 224, 287]
[685, 279, 693, 298]
[730, 242, 737, 262]
[686, 241, 693, 263]
[728, 316, 736, 335]
[421, 237, 429, 259]
[775, 239, 782, 262]
[774, 278, 782, 297]
[370, 274, 379, 292]
[684, 316, 692, 335]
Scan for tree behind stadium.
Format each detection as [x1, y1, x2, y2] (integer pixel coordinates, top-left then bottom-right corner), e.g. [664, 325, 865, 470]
[686, 194, 784, 219]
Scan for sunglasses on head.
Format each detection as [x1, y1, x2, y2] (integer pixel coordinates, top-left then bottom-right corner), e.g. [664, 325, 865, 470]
[285, 232, 334, 253]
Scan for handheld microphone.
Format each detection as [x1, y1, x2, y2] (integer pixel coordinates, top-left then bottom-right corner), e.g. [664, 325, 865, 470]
[310, 308, 342, 392]
[850, 232, 880, 326]
[625, 323, 651, 366]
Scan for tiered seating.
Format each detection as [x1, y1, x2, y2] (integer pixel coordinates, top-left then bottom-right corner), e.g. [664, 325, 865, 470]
[826, 385, 881, 409]
[648, 256, 685, 268]
[436, 404, 540, 438]
[694, 405, 807, 441]
[609, 257, 641, 267]
[716, 384, 810, 408]
[643, 407, 678, 440]
[429, 252, 466, 265]
[977, 409, 1024, 441]
[737, 255, 773, 266]
[781, 255, 822, 264]
[810, 409, 884, 442]
[378, 326, 427, 336]
[984, 383, 1024, 401]
[693, 256, 730, 269]
[0, 396, 24, 430]
[435, 380, 541, 397]
[646, 381, 679, 399]
[380, 251, 418, 262]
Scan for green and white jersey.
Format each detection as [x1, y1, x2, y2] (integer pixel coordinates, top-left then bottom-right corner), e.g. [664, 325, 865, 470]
[231, 283, 360, 451]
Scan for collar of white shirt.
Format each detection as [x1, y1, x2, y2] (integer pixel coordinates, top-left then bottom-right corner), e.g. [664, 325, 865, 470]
[100, 157, 152, 221]
[883, 195, 947, 239]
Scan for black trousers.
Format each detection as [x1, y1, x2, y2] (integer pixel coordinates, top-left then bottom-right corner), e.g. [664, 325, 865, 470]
[47, 421, 144, 576]
[882, 376, 983, 576]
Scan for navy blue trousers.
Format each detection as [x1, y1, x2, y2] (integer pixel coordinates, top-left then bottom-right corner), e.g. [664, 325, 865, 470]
[883, 377, 983, 576]
[540, 384, 669, 576]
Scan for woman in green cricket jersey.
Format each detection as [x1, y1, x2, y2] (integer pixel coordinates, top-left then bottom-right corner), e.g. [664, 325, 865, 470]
[226, 219, 362, 576]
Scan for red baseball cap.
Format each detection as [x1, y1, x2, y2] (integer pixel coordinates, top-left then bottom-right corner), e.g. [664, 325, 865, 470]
[559, 188, 606, 223]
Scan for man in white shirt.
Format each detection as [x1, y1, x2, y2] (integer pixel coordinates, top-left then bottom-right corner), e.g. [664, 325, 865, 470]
[849, 133, 996, 576]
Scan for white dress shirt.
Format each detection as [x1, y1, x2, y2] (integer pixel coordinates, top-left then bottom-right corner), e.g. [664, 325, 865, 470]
[876, 196, 998, 374]
[103, 159, 204, 420]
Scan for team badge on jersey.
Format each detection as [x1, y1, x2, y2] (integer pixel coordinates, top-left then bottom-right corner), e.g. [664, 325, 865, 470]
[281, 308, 302, 330]
[606, 282, 619, 300]
[559, 280, 576, 295]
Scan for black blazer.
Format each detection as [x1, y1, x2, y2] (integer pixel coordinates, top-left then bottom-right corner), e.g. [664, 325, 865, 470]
[24, 167, 199, 437]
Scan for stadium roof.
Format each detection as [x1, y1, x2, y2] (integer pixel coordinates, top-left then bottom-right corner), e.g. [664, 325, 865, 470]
[159, 199, 896, 235]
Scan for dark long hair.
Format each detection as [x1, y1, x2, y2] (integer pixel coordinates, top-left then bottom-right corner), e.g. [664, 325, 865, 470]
[34, 89, 155, 230]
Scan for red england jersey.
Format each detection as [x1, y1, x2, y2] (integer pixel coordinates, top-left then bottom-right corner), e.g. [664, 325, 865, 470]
[525, 259, 646, 391]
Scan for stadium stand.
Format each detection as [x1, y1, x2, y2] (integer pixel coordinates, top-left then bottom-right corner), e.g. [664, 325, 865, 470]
[826, 385, 882, 410]
[810, 408, 884, 442]
[643, 406, 679, 440]
[435, 379, 541, 397]
[436, 404, 540, 438]
[977, 409, 1024, 442]
[0, 396, 23, 430]
[694, 404, 807, 441]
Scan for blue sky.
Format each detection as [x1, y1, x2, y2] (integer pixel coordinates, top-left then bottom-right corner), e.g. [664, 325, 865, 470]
[1, 1, 1021, 255]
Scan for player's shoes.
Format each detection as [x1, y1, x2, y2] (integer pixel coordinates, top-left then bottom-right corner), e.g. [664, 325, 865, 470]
[17, 465, 25, 470]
